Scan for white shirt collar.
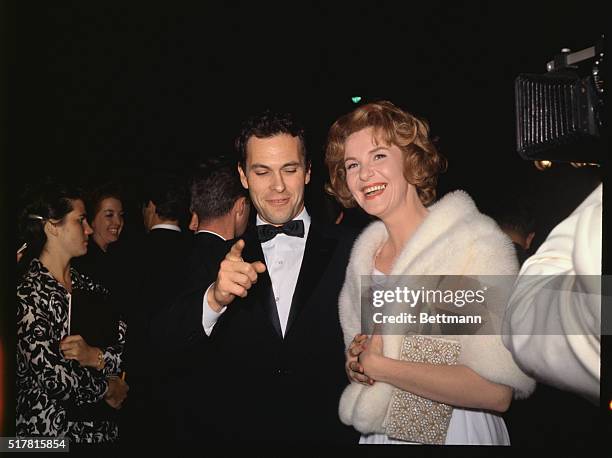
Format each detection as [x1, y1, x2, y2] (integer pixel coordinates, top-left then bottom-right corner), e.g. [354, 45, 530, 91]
[196, 229, 226, 241]
[151, 224, 181, 232]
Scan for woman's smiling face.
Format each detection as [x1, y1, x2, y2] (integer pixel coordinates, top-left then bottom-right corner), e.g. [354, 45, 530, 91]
[91, 197, 124, 250]
[343, 127, 412, 220]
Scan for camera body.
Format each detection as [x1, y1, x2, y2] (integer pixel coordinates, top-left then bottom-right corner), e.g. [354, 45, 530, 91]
[515, 36, 605, 164]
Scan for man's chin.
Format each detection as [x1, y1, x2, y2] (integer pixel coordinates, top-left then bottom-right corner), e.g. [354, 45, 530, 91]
[260, 210, 293, 226]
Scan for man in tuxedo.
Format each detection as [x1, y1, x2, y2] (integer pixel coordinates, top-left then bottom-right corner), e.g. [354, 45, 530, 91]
[186, 110, 359, 444]
[121, 172, 191, 452]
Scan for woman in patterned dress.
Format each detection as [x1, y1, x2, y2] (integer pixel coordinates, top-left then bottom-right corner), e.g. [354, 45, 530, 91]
[16, 181, 128, 443]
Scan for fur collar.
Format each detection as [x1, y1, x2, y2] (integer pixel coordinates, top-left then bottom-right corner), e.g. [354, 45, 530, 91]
[337, 190, 534, 434]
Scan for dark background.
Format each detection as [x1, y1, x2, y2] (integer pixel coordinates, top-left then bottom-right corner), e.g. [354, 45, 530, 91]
[3, 0, 608, 450]
[11, 1, 604, 243]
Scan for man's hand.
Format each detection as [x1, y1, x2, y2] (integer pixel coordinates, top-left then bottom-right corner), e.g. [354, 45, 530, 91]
[346, 334, 374, 386]
[60, 335, 99, 368]
[207, 239, 266, 312]
[104, 376, 129, 409]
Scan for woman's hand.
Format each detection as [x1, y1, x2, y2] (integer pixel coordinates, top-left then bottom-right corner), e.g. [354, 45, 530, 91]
[104, 377, 129, 409]
[59, 335, 100, 368]
[346, 334, 374, 385]
[358, 333, 384, 380]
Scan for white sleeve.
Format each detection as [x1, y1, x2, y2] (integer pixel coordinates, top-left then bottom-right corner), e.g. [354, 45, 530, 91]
[202, 283, 227, 336]
[502, 184, 602, 403]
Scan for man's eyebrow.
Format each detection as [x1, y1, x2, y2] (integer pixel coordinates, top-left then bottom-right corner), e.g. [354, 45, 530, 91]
[251, 161, 303, 169]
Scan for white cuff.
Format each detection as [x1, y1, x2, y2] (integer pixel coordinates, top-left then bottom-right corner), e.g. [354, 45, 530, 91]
[202, 283, 226, 336]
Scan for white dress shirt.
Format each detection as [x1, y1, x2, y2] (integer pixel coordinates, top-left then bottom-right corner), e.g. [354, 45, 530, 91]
[202, 208, 311, 337]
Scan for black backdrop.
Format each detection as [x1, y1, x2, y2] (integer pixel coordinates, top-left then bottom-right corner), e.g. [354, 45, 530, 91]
[4, 0, 608, 450]
[12, 2, 604, 243]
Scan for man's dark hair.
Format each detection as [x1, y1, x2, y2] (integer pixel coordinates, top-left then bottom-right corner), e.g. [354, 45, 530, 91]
[234, 109, 309, 169]
[142, 172, 190, 222]
[190, 157, 248, 221]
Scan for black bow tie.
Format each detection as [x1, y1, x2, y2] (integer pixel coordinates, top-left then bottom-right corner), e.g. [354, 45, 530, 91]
[257, 220, 305, 243]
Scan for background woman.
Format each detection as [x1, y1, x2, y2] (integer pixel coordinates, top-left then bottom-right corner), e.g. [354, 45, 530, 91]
[17, 181, 128, 443]
[72, 183, 125, 292]
[325, 101, 535, 445]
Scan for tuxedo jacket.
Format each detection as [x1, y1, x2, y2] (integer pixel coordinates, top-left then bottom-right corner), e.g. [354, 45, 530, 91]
[172, 219, 360, 444]
[120, 228, 192, 450]
[127, 228, 192, 361]
[140, 228, 192, 314]
[119, 228, 194, 397]
[145, 230, 231, 446]
[184, 232, 232, 295]
[157, 232, 232, 357]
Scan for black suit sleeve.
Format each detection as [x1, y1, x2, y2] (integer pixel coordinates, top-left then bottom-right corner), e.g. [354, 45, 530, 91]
[150, 235, 231, 356]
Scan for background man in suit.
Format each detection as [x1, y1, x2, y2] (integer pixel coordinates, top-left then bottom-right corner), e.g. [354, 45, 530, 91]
[137, 171, 192, 320]
[121, 172, 191, 452]
[154, 159, 250, 448]
[187, 158, 250, 278]
[194, 110, 359, 444]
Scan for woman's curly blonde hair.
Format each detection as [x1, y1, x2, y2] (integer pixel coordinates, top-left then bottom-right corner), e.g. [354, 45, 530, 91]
[325, 100, 447, 208]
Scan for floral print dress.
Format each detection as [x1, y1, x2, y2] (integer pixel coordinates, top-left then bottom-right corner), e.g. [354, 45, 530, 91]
[16, 259, 127, 443]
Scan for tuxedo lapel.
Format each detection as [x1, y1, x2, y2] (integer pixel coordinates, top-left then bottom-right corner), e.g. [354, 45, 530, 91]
[285, 221, 336, 337]
[241, 229, 283, 340]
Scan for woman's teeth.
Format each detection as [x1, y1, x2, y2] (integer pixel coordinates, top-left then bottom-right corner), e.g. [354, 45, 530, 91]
[364, 184, 386, 196]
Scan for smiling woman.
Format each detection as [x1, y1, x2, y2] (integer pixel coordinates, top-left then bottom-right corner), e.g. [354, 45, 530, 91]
[326, 101, 446, 211]
[89, 187, 125, 253]
[72, 183, 126, 293]
[324, 101, 535, 445]
[91, 197, 124, 251]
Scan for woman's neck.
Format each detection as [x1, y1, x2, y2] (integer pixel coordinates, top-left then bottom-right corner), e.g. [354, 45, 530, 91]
[381, 192, 429, 261]
[39, 248, 72, 292]
[92, 233, 108, 252]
